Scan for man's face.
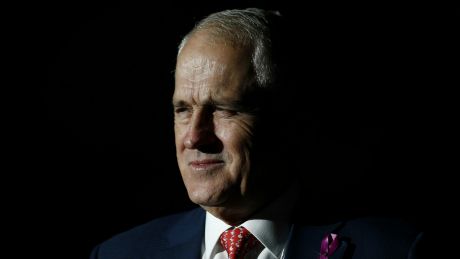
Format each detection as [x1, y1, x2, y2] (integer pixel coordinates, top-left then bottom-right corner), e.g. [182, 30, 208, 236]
[173, 33, 258, 211]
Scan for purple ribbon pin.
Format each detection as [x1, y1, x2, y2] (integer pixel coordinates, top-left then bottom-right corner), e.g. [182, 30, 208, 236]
[319, 233, 340, 259]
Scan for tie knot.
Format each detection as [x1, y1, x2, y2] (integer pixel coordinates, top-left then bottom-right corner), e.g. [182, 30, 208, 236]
[219, 226, 259, 259]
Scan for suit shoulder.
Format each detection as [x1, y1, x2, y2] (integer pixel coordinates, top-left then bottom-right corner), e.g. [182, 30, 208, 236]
[341, 216, 421, 237]
[338, 217, 422, 258]
[91, 207, 205, 259]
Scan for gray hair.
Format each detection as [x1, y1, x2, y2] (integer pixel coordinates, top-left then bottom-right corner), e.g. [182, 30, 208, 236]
[177, 8, 281, 89]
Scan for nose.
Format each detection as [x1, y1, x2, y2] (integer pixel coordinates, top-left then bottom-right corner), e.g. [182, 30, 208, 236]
[184, 108, 218, 150]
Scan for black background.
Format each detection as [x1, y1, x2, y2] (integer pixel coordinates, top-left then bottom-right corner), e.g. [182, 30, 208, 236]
[11, 1, 456, 258]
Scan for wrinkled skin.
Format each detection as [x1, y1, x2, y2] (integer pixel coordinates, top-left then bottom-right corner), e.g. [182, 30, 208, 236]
[173, 31, 287, 224]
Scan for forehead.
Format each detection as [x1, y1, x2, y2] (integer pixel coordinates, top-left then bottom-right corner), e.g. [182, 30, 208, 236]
[174, 32, 254, 103]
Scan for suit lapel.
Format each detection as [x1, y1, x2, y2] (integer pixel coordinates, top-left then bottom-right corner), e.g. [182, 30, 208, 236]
[285, 222, 349, 259]
[329, 240, 349, 259]
[155, 238, 203, 259]
[146, 208, 352, 259]
[152, 208, 206, 259]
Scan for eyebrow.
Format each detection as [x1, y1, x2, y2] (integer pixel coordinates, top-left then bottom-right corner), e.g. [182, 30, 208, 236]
[172, 100, 188, 107]
[172, 99, 257, 113]
[212, 100, 247, 110]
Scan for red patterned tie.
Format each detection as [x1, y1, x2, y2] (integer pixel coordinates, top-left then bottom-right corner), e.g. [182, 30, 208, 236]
[219, 226, 259, 259]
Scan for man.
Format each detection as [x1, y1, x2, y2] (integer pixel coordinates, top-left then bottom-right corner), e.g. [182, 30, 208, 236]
[90, 8, 425, 259]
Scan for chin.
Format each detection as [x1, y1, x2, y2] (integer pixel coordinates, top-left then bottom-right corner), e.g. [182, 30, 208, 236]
[189, 194, 221, 207]
[187, 187, 228, 207]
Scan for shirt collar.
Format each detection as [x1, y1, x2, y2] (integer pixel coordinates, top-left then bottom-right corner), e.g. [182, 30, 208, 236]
[242, 219, 291, 258]
[203, 212, 231, 259]
[203, 182, 299, 258]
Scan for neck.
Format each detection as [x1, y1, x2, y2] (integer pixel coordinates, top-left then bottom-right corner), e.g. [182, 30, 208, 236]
[202, 181, 299, 226]
[201, 200, 261, 226]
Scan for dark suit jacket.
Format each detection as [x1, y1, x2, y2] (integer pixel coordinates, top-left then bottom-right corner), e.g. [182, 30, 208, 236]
[90, 207, 424, 259]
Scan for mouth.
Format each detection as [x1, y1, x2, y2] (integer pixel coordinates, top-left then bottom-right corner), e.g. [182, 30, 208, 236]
[189, 159, 225, 171]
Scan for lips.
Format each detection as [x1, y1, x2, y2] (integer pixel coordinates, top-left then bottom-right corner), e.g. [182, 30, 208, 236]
[189, 159, 224, 171]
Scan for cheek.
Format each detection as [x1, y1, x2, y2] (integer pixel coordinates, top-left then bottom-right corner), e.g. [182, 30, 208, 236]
[174, 124, 186, 150]
[216, 121, 254, 158]
[217, 125, 244, 146]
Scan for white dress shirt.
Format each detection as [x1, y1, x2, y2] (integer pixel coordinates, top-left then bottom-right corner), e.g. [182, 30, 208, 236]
[201, 184, 299, 259]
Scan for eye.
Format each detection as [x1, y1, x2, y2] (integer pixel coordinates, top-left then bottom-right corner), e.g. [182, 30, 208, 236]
[214, 107, 238, 117]
[174, 107, 189, 114]
[174, 106, 192, 120]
